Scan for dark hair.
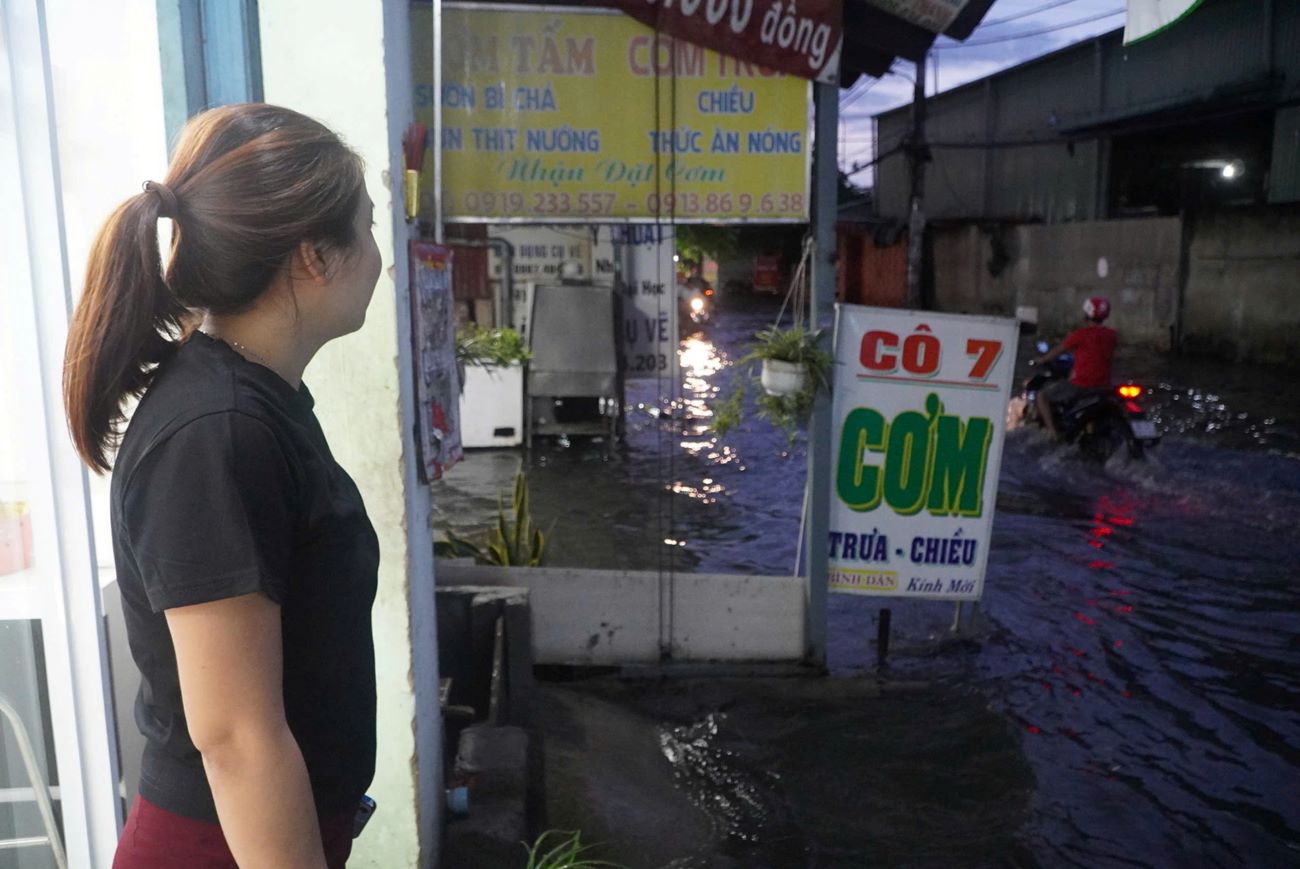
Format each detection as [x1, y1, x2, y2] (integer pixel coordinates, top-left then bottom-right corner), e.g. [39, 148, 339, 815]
[64, 103, 365, 472]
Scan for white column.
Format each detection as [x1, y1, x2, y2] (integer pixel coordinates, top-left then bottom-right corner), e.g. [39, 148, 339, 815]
[258, 1, 441, 865]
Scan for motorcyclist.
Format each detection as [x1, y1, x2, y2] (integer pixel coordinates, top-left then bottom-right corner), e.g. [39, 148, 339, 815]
[681, 260, 708, 293]
[1033, 296, 1117, 439]
[677, 260, 710, 325]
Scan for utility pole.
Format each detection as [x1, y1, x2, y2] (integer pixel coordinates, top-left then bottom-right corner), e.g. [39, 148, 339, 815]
[906, 53, 928, 310]
[804, 80, 838, 670]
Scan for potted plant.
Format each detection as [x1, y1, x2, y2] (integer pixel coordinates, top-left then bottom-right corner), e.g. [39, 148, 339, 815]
[435, 472, 550, 567]
[455, 323, 531, 371]
[713, 325, 832, 445]
[523, 830, 624, 868]
[455, 324, 531, 448]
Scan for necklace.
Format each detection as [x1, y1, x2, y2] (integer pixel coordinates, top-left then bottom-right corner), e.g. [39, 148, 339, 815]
[203, 330, 274, 370]
[226, 338, 273, 369]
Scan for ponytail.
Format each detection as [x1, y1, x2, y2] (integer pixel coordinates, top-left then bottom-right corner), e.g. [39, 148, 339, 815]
[63, 103, 365, 472]
[63, 188, 187, 472]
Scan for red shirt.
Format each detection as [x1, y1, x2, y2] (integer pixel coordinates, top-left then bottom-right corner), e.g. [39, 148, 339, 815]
[1063, 324, 1117, 387]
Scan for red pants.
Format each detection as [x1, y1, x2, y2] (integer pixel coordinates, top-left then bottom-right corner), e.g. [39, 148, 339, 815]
[113, 795, 355, 868]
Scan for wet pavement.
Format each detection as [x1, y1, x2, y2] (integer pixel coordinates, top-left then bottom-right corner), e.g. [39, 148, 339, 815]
[434, 297, 1300, 867]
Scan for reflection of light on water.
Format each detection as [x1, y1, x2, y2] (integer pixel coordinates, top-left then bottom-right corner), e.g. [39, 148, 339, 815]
[681, 335, 722, 399]
[682, 397, 713, 420]
[706, 445, 746, 470]
[671, 479, 726, 504]
[671, 335, 735, 502]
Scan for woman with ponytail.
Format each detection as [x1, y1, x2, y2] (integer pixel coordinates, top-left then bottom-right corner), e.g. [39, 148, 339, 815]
[65, 104, 382, 868]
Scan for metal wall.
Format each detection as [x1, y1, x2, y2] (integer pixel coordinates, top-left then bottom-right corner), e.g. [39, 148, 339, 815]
[1270, 106, 1300, 204]
[876, 0, 1299, 222]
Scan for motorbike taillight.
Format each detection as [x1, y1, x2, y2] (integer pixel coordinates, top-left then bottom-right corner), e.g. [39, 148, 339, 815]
[1117, 384, 1142, 399]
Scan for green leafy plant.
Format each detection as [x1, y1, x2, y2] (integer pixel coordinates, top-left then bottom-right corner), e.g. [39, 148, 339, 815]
[748, 325, 832, 370]
[523, 830, 625, 869]
[713, 325, 833, 446]
[455, 324, 531, 368]
[435, 472, 549, 566]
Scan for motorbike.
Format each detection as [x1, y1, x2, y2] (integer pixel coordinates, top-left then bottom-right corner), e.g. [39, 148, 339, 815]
[677, 282, 713, 328]
[1011, 341, 1161, 460]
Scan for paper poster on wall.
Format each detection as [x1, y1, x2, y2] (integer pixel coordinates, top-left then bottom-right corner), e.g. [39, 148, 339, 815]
[615, 224, 679, 383]
[829, 305, 1018, 600]
[412, 4, 810, 222]
[410, 241, 463, 482]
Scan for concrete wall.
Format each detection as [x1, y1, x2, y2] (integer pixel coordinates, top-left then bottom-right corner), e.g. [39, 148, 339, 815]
[1183, 206, 1300, 364]
[437, 564, 807, 665]
[260, 2, 442, 866]
[933, 217, 1181, 348]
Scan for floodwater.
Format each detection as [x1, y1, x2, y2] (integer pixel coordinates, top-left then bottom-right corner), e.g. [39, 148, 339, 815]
[433, 298, 1300, 867]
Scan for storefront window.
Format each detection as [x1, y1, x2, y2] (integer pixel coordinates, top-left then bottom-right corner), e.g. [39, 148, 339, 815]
[3, 0, 141, 863]
[0, 143, 65, 867]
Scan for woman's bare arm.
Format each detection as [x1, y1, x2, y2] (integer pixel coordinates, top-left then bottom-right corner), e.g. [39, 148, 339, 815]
[166, 592, 327, 869]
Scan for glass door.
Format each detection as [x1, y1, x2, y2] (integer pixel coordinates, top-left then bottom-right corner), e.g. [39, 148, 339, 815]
[2, 1, 126, 865]
[0, 322, 66, 869]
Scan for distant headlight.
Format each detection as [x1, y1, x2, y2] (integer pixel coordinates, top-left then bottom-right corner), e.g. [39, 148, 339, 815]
[690, 297, 705, 312]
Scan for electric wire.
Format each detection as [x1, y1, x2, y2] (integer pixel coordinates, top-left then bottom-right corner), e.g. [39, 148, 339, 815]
[936, 7, 1124, 48]
[839, 69, 889, 113]
[668, 29, 679, 651]
[844, 142, 906, 178]
[651, 27, 667, 655]
[981, 0, 1084, 28]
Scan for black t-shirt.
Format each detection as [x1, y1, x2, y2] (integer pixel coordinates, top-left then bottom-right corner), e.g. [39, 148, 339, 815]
[110, 331, 379, 823]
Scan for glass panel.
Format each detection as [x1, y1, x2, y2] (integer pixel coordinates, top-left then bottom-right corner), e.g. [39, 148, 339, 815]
[0, 187, 63, 869]
[42, 0, 171, 820]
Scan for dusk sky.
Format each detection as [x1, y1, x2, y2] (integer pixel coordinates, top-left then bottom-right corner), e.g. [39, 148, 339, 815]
[839, 0, 1131, 184]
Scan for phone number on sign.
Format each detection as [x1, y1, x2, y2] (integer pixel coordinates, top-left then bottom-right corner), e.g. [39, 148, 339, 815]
[646, 192, 805, 216]
[460, 191, 617, 216]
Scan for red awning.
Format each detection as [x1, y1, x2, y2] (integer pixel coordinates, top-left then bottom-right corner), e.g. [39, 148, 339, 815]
[470, 0, 997, 85]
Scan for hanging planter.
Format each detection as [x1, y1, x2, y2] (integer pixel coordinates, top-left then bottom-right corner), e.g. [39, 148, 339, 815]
[760, 358, 808, 397]
[714, 325, 833, 445]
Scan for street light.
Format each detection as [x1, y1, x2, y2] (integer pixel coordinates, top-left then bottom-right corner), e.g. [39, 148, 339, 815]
[1182, 157, 1245, 178]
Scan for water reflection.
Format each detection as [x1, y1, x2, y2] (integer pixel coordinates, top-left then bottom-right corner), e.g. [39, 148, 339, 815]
[436, 302, 1300, 865]
[680, 333, 724, 398]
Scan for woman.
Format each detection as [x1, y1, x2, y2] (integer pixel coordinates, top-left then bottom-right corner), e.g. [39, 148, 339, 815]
[63, 103, 382, 868]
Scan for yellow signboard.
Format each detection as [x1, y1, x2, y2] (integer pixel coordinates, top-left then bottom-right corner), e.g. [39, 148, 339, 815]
[412, 4, 810, 222]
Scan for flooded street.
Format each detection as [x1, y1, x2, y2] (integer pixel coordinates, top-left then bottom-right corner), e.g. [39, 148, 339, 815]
[434, 299, 1300, 867]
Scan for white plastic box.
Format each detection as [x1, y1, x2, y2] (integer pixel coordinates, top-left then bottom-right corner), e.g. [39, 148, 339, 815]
[459, 362, 525, 448]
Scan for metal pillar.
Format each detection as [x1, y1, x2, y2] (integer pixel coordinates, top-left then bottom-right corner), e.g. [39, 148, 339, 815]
[431, 0, 444, 242]
[906, 54, 927, 310]
[804, 81, 838, 669]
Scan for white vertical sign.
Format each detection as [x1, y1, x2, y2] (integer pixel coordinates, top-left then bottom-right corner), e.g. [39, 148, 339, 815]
[615, 225, 679, 383]
[829, 305, 1018, 600]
